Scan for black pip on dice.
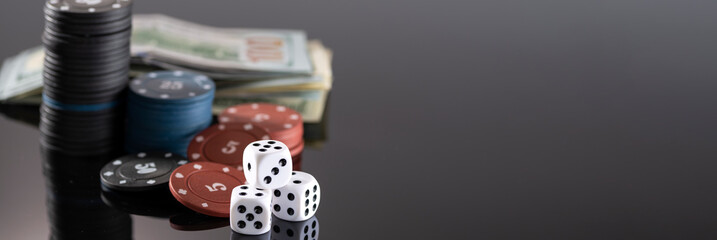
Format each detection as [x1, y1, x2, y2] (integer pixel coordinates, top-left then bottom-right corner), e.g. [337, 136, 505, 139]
[243, 140, 293, 189]
[271, 171, 321, 222]
[230, 185, 273, 235]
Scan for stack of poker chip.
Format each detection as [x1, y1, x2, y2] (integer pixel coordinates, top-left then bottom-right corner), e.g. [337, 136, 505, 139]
[40, 0, 132, 158]
[218, 103, 305, 166]
[40, 1, 133, 238]
[125, 71, 215, 155]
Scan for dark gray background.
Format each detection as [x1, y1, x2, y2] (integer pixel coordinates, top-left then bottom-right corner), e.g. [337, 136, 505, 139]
[2, 0, 717, 239]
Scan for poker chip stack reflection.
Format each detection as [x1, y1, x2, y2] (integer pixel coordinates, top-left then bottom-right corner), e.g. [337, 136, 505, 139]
[40, 1, 133, 239]
[40, 0, 132, 157]
[125, 71, 215, 155]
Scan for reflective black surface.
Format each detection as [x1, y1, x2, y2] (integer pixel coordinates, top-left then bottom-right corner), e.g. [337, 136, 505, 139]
[3, 0, 717, 239]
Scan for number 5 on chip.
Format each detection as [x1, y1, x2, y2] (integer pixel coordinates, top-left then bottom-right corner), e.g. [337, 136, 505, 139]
[169, 162, 247, 217]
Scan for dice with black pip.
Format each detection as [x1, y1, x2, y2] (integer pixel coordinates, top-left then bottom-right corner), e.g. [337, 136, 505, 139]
[243, 140, 293, 189]
[271, 171, 321, 222]
[230, 185, 272, 235]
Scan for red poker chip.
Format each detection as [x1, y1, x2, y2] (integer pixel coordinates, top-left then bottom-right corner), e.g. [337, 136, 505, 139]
[292, 153, 303, 171]
[218, 103, 303, 148]
[290, 139, 305, 158]
[169, 162, 247, 217]
[187, 123, 271, 167]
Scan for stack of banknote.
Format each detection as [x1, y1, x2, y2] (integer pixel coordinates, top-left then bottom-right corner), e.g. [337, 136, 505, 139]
[0, 14, 333, 123]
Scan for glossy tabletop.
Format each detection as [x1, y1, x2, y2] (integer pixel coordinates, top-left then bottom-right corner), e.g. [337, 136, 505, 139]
[2, 0, 717, 239]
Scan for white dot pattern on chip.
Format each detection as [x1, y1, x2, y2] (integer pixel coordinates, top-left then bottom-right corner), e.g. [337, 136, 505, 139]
[178, 160, 188, 165]
[175, 173, 185, 178]
[103, 171, 114, 177]
[174, 71, 183, 76]
[138, 152, 147, 158]
[222, 167, 230, 172]
[251, 103, 259, 109]
[243, 124, 253, 130]
[277, 106, 286, 112]
[112, 160, 122, 165]
[191, 153, 201, 160]
[218, 124, 226, 130]
[284, 124, 292, 129]
[148, 73, 157, 78]
[164, 153, 172, 158]
[193, 164, 202, 170]
[147, 180, 156, 184]
[290, 114, 299, 120]
[202, 203, 209, 207]
[228, 108, 237, 113]
[195, 136, 205, 142]
[179, 189, 187, 195]
[119, 180, 127, 184]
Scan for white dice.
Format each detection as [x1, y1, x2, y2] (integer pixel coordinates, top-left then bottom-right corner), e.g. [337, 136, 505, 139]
[271, 171, 321, 222]
[230, 185, 272, 235]
[271, 216, 319, 240]
[243, 140, 293, 189]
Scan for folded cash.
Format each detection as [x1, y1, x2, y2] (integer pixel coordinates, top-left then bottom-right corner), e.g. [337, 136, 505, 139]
[0, 14, 333, 123]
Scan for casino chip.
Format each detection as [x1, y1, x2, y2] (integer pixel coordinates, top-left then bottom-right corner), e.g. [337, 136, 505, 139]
[126, 71, 215, 155]
[169, 162, 247, 217]
[40, 0, 132, 162]
[46, 0, 133, 14]
[100, 152, 187, 192]
[219, 103, 304, 150]
[187, 123, 271, 167]
[129, 71, 214, 101]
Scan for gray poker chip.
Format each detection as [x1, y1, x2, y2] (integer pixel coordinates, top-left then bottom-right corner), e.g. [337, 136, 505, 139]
[129, 71, 215, 101]
[100, 152, 188, 192]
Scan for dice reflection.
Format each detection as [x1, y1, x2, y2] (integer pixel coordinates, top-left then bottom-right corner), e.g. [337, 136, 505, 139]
[231, 231, 271, 240]
[271, 216, 319, 240]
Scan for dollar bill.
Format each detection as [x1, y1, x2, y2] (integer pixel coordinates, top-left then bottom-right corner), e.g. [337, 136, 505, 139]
[132, 14, 313, 78]
[214, 40, 333, 93]
[0, 46, 44, 101]
[0, 15, 332, 124]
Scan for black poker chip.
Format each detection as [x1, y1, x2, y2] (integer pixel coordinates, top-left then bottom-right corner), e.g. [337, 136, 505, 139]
[100, 152, 188, 192]
[39, 0, 132, 161]
[45, 0, 133, 15]
[41, 0, 132, 107]
[44, 15, 132, 35]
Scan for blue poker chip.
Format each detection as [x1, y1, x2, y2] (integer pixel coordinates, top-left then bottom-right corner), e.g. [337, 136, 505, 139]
[129, 71, 214, 102]
[125, 70, 215, 156]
